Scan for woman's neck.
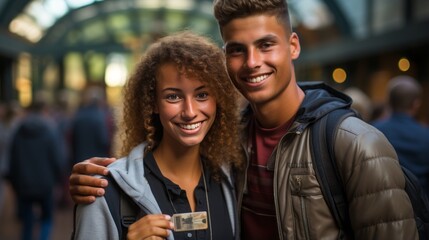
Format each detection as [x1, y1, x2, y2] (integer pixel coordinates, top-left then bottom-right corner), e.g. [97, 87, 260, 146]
[153, 142, 202, 211]
[153, 142, 201, 179]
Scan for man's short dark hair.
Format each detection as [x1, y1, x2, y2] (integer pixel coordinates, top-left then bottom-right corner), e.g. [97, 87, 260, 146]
[213, 0, 292, 33]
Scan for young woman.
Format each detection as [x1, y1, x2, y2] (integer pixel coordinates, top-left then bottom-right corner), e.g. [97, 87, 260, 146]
[71, 31, 243, 240]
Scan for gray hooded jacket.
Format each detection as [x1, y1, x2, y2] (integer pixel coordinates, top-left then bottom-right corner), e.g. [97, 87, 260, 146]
[73, 143, 238, 240]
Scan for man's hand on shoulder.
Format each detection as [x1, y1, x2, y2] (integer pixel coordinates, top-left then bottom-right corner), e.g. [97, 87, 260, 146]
[69, 157, 116, 204]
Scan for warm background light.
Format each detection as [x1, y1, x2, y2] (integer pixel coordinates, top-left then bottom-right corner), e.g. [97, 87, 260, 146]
[398, 57, 410, 72]
[332, 68, 347, 83]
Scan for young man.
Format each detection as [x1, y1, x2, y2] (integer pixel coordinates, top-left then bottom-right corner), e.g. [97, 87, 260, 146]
[70, 0, 417, 239]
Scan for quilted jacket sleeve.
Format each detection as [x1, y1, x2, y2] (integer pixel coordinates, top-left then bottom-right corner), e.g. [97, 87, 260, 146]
[335, 117, 418, 240]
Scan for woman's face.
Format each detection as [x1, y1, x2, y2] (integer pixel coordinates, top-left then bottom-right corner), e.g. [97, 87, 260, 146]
[154, 63, 217, 149]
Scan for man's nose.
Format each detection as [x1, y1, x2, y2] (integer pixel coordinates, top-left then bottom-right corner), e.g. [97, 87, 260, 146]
[245, 48, 262, 69]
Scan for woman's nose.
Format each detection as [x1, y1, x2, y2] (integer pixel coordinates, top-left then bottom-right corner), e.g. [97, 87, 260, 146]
[181, 99, 197, 119]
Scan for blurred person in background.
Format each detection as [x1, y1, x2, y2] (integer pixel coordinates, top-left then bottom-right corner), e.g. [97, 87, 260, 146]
[0, 101, 19, 216]
[6, 98, 64, 240]
[51, 90, 74, 208]
[70, 86, 111, 166]
[373, 75, 429, 197]
[343, 87, 373, 122]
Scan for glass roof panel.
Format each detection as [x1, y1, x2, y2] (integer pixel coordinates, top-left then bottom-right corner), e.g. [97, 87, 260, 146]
[288, 0, 334, 30]
[66, 30, 79, 45]
[334, 0, 368, 37]
[372, 0, 405, 33]
[135, 0, 163, 9]
[44, 0, 68, 18]
[0, 0, 7, 13]
[189, 17, 212, 34]
[137, 10, 156, 32]
[107, 13, 131, 31]
[165, 0, 195, 11]
[9, 0, 102, 42]
[81, 20, 106, 43]
[164, 11, 187, 32]
[27, 1, 56, 29]
[9, 14, 43, 42]
[65, 0, 100, 9]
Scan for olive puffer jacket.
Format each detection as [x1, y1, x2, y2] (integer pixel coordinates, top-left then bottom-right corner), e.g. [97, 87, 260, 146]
[236, 82, 418, 240]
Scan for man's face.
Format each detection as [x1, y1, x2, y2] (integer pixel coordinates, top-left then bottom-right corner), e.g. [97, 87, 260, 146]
[221, 14, 300, 106]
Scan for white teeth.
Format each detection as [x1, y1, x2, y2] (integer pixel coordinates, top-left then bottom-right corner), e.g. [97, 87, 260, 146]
[247, 74, 269, 83]
[180, 122, 201, 130]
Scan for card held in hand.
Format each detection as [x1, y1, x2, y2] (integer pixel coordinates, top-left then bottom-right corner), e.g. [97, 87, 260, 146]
[172, 211, 208, 232]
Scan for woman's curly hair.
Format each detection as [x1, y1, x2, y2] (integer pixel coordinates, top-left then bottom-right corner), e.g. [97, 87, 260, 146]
[116, 31, 244, 178]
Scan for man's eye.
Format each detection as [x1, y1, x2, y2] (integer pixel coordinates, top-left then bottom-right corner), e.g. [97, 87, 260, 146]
[260, 42, 274, 50]
[225, 46, 245, 56]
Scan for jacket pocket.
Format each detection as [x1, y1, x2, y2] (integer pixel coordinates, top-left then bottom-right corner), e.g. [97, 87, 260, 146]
[290, 173, 337, 240]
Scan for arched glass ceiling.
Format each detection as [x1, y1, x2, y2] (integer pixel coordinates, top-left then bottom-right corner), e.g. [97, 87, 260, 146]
[9, 0, 103, 42]
[4, 0, 429, 57]
[7, 0, 218, 55]
[9, 0, 339, 45]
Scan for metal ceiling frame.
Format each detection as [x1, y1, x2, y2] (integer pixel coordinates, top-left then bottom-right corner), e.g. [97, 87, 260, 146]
[31, 0, 218, 56]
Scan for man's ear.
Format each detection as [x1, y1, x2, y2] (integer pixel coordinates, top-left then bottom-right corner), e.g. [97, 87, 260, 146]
[289, 32, 301, 60]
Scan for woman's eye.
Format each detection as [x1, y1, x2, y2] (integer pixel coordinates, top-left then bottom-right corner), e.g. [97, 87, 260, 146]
[166, 94, 181, 102]
[196, 92, 209, 100]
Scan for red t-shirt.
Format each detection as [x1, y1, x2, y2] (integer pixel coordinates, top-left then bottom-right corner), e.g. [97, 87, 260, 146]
[241, 117, 294, 240]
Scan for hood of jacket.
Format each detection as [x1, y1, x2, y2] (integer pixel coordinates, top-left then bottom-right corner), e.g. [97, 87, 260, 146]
[107, 143, 162, 215]
[296, 82, 352, 125]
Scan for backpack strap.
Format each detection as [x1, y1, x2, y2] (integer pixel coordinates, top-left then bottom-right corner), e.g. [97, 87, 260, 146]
[311, 108, 356, 239]
[104, 174, 140, 240]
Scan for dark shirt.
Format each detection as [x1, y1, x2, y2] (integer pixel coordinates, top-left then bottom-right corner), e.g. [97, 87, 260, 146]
[241, 117, 294, 240]
[144, 152, 233, 240]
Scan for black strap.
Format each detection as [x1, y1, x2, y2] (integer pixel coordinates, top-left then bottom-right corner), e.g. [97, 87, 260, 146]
[104, 174, 140, 240]
[311, 108, 356, 239]
[120, 189, 138, 229]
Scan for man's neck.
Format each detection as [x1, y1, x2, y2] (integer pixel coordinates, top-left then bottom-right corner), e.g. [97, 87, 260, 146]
[251, 83, 305, 128]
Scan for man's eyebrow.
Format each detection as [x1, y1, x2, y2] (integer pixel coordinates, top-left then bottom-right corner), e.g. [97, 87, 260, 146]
[223, 34, 278, 49]
[223, 42, 242, 50]
[255, 34, 278, 44]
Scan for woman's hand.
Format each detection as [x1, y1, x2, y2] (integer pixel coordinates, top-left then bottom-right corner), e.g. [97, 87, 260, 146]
[127, 214, 174, 240]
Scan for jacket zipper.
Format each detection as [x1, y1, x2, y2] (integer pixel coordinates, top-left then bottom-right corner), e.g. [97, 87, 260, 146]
[274, 126, 304, 240]
[300, 196, 311, 240]
[296, 176, 311, 240]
